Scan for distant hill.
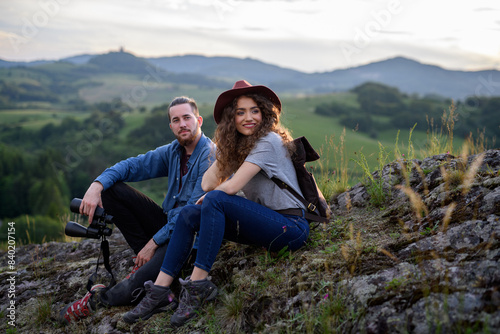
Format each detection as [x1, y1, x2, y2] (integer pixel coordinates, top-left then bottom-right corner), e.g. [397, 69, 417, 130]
[0, 59, 51, 68]
[313, 57, 500, 100]
[1, 52, 499, 100]
[87, 51, 155, 75]
[147, 55, 307, 91]
[147, 55, 500, 99]
[61, 54, 95, 65]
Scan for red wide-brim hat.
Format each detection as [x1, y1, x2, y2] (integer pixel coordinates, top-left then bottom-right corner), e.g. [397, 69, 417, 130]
[213, 80, 281, 124]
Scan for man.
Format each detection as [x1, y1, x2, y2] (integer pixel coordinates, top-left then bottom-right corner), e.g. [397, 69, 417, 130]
[59, 96, 214, 324]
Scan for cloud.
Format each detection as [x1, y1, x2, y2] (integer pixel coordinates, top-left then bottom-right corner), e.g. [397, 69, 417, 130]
[474, 7, 498, 12]
[378, 30, 412, 36]
[0, 0, 499, 72]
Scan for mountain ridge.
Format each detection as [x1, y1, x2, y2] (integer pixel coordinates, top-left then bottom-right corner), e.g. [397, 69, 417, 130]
[1, 52, 499, 99]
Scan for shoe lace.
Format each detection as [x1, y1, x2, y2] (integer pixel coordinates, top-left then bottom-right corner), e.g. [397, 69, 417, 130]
[177, 284, 200, 315]
[125, 256, 139, 279]
[62, 284, 105, 323]
[64, 292, 92, 321]
[132, 283, 157, 312]
[130, 286, 145, 304]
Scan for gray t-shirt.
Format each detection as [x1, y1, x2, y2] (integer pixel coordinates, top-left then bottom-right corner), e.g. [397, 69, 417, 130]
[242, 132, 306, 211]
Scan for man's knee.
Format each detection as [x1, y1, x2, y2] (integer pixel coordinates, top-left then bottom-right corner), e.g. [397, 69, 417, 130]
[101, 182, 128, 202]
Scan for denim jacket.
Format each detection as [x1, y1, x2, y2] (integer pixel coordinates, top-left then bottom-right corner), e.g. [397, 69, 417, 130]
[95, 133, 214, 245]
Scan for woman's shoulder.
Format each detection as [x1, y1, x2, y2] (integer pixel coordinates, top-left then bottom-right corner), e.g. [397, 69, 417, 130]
[258, 131, 282, 144]
[252, 132, 287, 156]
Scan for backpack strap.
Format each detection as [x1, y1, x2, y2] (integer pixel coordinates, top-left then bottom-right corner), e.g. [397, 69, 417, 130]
[271, 177, 329, 224]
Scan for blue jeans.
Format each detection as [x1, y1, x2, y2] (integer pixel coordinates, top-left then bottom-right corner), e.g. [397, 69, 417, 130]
[160, 190, 309, 277]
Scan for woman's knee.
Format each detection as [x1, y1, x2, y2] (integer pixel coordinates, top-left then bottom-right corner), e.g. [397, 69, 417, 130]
[204, 190, 227, 202]
[177, 204, 202, 228]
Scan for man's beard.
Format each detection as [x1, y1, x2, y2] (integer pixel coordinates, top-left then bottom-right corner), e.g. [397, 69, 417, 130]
[177, 130, 197, 146]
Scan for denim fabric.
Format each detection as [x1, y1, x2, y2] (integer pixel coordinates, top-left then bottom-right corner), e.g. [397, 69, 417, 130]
[95, 133, 214, 245]
[160, 190, 309, 277]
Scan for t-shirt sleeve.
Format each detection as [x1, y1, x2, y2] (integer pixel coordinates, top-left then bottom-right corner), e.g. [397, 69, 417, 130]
[244, 134, 280, 179]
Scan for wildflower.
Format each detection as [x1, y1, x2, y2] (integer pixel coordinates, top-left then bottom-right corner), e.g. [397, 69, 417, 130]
[324, 294, 329, 300]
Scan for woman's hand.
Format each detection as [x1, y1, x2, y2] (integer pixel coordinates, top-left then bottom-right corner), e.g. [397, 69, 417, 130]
[196, 194, 206, 205]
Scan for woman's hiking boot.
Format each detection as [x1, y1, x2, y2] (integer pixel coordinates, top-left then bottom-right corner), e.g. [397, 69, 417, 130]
[170, 276, 218, 327]
[122, 280, 178, 324]
[59, 284, 106, 325]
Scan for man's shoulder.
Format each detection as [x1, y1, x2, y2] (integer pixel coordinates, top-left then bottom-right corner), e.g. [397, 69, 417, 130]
[197, 133, 215, 151]
[155, 140, 180, 152]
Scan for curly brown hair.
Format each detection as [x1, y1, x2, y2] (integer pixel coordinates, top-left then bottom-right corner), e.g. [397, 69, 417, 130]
[213, 94, 294, 179]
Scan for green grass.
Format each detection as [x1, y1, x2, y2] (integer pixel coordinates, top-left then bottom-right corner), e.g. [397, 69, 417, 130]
[281, 93, 408, 180]
[0, 109, 87, 130]
[77, 73, 224, 107]
[119, 111, 147, 139]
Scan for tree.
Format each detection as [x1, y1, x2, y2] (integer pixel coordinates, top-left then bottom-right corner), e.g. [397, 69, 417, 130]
[479, 97, 500, 138]
[352, 82, 405, 116]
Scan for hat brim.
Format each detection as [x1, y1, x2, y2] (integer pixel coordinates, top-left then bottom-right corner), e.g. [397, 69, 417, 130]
[213, 85, 281, 124]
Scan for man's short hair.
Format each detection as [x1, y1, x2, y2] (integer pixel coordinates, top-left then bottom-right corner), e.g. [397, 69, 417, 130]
[168, 96, 199, 120]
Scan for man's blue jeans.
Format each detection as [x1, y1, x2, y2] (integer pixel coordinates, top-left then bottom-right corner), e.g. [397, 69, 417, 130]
[160, 190, 309, 277]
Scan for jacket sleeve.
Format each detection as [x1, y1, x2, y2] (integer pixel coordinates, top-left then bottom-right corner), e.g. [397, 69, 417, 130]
[95, 146, 170, 190]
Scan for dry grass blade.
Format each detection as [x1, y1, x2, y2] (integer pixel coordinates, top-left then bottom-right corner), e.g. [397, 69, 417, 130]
[395, 185, 429, 222]
[441, 202, 457, 233]
[462, 152, 485, 195]
[378, 247, 399, 262]
[413, 161, 429, 195]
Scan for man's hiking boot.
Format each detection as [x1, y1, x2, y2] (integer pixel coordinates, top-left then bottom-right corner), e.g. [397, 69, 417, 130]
[122, 280, 178, 324]
[125, 256, 140, 280]
[170, 276, 218, 327]
[59, 284, 106, 325]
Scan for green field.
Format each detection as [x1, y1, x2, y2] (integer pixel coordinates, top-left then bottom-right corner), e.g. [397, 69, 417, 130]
[0, 108, 88, 130]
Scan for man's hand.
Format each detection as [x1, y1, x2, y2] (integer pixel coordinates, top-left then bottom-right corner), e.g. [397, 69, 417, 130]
[135, 238, 159, 268]
[80, 181, 104, 223]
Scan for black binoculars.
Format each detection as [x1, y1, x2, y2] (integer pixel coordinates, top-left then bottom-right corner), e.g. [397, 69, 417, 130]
[65, 198, 113, 239]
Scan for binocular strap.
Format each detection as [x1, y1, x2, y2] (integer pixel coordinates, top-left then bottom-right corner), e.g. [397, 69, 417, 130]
[86, 237, 117, 292]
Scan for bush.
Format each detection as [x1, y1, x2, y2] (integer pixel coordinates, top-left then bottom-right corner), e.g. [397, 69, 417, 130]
[0, 214, 64, 245]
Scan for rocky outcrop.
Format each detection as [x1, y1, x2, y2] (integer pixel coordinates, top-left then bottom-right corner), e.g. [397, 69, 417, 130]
[333, 149, 500, 333]
[1, 150, 499, 333]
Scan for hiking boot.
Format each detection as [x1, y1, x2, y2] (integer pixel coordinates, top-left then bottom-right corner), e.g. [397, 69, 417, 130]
[170, 276, 218, 327]
[122, 280, 178, 324]
[59, 284, 106, 325]
[125, 256, 139, 280]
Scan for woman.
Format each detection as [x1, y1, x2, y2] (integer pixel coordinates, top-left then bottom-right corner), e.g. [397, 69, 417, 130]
[124, 80, 310, 326]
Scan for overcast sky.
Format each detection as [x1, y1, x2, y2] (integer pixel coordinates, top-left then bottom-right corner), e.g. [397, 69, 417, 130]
[0, 0, 499, 73]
